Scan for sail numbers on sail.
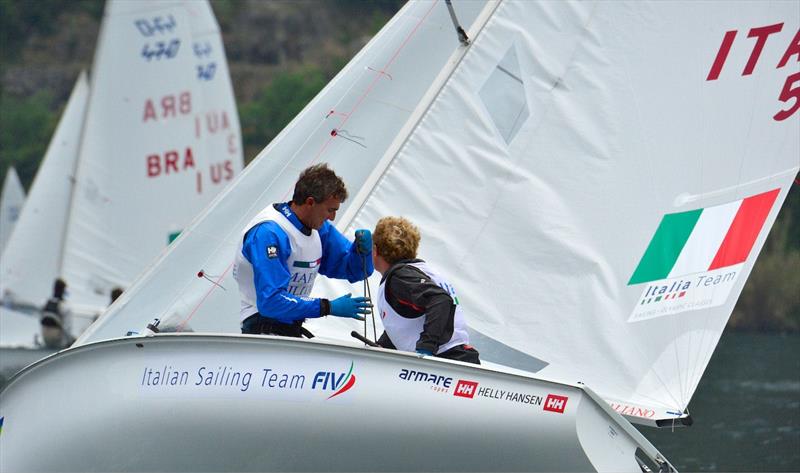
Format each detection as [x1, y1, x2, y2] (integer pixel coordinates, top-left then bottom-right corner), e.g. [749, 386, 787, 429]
[706, 22, 800, 121]
[134, 15, 177, 37]
[142, 92, 192, 122]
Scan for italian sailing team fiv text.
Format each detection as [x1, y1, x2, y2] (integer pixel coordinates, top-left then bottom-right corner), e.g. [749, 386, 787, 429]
[139, 365, 348, 393]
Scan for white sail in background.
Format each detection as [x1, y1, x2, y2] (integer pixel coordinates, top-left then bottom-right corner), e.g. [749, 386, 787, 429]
[0, 167, 26, 252]
[60, 0, 243, 311]
[78, 0, 798, 424]
[0, 72, 89, 307]
[78, 1, 488, 341]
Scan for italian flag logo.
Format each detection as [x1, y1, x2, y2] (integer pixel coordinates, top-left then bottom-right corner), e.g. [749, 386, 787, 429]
[628, 188, 779, 322]
[629, 189, 779, 284]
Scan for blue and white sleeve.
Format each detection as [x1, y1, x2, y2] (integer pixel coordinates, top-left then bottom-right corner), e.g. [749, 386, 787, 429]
[317, 222, 373, 282]
[242, 221, 322, 322]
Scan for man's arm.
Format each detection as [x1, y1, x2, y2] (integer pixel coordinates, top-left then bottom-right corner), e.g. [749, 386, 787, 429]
[243, 222, 322, 323]
[317, 222, 373, 282]
[387, 266, 455, 354]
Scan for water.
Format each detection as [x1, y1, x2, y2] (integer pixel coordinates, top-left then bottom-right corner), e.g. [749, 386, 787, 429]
[642, 332, 799, 471]
[0, 332, 797, 471]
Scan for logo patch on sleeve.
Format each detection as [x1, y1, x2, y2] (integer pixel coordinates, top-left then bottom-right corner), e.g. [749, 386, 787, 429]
[267, 245, 278, 259]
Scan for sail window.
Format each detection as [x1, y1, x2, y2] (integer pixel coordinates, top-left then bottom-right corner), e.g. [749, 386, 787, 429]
[479, 44, 529, 145]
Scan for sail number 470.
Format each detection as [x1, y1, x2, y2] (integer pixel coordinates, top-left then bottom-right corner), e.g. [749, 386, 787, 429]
[706, 23, 800, 121]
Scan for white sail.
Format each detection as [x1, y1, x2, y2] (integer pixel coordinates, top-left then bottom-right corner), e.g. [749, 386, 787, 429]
[12, 1, 800, 470]
[331, 1, 800, 422]
[77, 0, 798, 424]
[78, 1, 489, 341]
[60, 0, 243, 312]
[0, 167, 26, 252]
[0, 72, 89, 307]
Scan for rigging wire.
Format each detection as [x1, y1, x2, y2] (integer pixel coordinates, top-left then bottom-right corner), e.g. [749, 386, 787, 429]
[361, 252, 377, 343]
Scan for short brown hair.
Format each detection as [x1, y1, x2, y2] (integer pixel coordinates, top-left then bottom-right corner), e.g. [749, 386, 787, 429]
[373, 216, 421, 264]
[292, 163, 348, 204]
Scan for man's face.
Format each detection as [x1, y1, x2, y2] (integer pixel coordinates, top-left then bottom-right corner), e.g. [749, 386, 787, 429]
[307, 196, 341, 230]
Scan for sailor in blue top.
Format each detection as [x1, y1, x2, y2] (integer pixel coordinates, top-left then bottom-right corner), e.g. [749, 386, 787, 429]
[234, 163, 373, 337]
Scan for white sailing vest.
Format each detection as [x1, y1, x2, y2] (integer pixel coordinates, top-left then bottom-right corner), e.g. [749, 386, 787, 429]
[234, 205, 322, 322]
[377, 261, 470, 354]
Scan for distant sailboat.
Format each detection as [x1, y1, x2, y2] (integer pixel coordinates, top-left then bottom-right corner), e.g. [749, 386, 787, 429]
[0, 167, 25, 253]
[2, 1, 798, 471]
[0, 72, 89, 313]
[0, 0, 243, 347]
[0, 72, 89, 351]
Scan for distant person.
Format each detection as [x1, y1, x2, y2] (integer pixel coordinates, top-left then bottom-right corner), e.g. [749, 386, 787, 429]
[40, 278, 74, 349]
[372, 216, 480, 364]
[109, 287, 124, 305]
[233, 163, 373, 337]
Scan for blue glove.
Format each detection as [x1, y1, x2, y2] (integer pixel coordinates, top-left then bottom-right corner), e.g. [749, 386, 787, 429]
[355, 229, 372, 255]
[329, 293, 372, 320]
[416, 349, 433, 357]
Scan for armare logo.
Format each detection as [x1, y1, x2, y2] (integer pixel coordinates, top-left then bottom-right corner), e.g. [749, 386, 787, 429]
[266, 245, 278, 259]
[543, 394, 568, 413]
[453, 380, 478, 398]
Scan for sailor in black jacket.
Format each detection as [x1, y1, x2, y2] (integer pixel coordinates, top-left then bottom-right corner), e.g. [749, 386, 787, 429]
[372, 216, 479, 364]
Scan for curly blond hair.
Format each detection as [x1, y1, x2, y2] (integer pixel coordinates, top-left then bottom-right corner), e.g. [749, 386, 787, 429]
[373, 216, 421, 264]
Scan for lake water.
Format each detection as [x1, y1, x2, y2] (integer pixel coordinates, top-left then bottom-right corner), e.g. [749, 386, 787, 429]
[1, 332, 797, 471]
[642, 332, 799, 472]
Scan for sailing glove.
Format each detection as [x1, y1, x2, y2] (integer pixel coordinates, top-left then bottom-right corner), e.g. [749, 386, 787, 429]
[354, 229, 372, 255]
[328, 293, 372, 320]
[416, 349, 433, 357]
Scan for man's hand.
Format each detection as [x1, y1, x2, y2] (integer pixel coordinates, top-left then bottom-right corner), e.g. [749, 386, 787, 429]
[355, 229, 372, 255]
[329, 293, 372, 320]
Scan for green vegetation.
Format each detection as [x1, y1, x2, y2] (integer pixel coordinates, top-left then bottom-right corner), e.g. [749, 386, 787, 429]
[730, 190, 800, 333]
[0, 0, 102, 63]
[0, 90, 58, 186]
[240, 66, 328, 163]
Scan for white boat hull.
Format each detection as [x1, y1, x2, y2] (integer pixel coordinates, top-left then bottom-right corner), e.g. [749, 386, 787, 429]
[0, 334, 671, 471]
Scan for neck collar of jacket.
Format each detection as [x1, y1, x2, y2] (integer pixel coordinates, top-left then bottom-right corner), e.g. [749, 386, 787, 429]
[274, 202, 311, 236]
[380, 258, 424, 284]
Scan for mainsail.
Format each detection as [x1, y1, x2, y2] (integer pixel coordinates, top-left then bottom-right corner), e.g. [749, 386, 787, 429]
[78, 1, 488, 339]
[78, 0, 799, 425]
[0, 167, 26, 252]
[2, 0, 242, 345]
[59, 0, 243, 312]
[329, 1, 800, 421]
